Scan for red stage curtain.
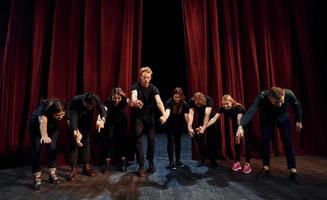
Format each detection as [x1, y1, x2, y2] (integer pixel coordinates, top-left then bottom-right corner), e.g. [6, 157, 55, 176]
[0, 0, 142, 166]
[182, 0, 327, 159]
[0, 0, 326, 168]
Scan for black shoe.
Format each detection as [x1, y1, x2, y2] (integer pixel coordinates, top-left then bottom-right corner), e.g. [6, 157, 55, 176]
[256, 168, 271, 178]
[148, 162, 156, 173]
[83, 164, 95, 176]
[167, 161, 176, 169]
[121, 160, 127, 172]
[33, 176, 42, 190]
[175, 160, 185, 168]
[289, 172, 302, 185]
[48, 173, 61, 184]
[210, 160, 218, 168]
[197, 160, 205, 167]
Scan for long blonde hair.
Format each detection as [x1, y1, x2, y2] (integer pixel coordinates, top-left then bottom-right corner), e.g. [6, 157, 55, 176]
[222, 94, 243, 108]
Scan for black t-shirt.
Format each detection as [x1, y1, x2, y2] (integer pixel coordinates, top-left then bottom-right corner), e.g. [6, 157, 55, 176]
[189, 95, 217, 121]
[104, 97, 127, 124]
[131, 82, 160, 119]
[29, 104, 59, 137]
[165, 99, 189, 125]
[218, 105, 246, 131]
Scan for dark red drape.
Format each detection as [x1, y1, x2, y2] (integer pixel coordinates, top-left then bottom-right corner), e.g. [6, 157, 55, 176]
[182, 0, 327, 159]
[0, 0, 142, 166]
[1, 0, 327, 168]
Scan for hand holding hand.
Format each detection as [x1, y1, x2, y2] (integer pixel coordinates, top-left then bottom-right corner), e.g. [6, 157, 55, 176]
[132, 100, 143, 109]
[159, 115, 167, 124]
[96, 117, 105, 132]
[74, 129, 83, 147]
[188, 127, 195, 138]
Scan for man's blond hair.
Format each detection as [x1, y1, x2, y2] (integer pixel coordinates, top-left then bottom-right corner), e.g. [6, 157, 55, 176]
[139, 66, 153, 76]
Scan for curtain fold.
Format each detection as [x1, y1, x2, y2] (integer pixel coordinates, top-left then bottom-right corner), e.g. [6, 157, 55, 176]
[182, 0, 327, 159]
[0, 0, 326, 168]
[0, 0, 142, 166]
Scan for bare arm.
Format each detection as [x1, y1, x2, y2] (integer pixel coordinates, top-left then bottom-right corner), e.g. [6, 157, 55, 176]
[187, 108, 195, 137]
[205, 113, 221, 128]
[131, 90, 138, 102]
[160, 108, 171, 124]
[196, 107, 212, 134]
[235, 113, 245, 144]
[38, 115, 52, 144]
[154, 94, 166, 116]
[202, 107, 212, 128]
[131, 90, 143, 108]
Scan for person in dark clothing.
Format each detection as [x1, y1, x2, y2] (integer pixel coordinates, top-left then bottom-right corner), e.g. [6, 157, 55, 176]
[205, 94, 253, 173]
[236, 87, 303, 183]
[161, 87, 189, 169]
[130, 66, 166, 177]
[102, 87, 130, 174]
[67, 92, 107, 181]
[187, 92, 220, 167]
[29, 98, 66, 190]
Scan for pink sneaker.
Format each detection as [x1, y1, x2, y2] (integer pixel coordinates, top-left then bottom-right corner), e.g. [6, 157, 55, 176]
[231, 162, 241, 171]
[242, 163, 252, 174]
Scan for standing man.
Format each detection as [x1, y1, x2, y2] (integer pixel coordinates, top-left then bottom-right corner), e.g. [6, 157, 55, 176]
[130, 66, 167, 177]
[67, 92, 107, 181]
[236, 87, 302, 183]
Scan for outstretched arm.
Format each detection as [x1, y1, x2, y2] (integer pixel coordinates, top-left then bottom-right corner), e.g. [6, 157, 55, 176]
[187, 108, 195, 137]
[154, 94, 167, 124]
[197, 107, 212, 133]
[130, 90, 143, 108]
[205, 113, 221, 129]
[236, 94, 261, 144]
[39, 115, 52, 144]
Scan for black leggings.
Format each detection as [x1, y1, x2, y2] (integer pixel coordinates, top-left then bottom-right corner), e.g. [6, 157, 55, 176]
[166, 125, 182, 162]
[104, 116, 127, 160]
[31, 131, 58, 173]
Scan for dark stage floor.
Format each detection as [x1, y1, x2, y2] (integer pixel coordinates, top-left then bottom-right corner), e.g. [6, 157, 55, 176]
[0, 134, 326, 200]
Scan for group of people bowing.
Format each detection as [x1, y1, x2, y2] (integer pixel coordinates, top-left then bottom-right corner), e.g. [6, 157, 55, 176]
[29, 66, 303, 190]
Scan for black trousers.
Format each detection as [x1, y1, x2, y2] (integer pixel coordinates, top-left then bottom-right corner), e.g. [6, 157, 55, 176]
[134, 118, 155, 165]
[166, 124, 183, 162]
[195, 133, 205, 162]
[69, 128, 91, 167]
[104, 116, 127, 160]
[31, 131, 58, 173]
[260, 118, 296, 169]
[205, 123, 220, 162]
